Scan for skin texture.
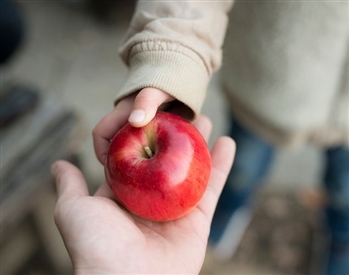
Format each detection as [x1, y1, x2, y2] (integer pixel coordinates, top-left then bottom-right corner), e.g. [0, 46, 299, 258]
[105, 112, 211, 221]
[53, 116, 236, 275]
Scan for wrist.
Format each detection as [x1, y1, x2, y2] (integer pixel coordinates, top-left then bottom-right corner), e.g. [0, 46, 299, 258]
[75, 267, 121, 275]
[73, 261, 138, 275]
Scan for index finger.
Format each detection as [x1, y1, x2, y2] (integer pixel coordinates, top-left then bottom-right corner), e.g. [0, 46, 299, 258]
[93, 97, 134, 164]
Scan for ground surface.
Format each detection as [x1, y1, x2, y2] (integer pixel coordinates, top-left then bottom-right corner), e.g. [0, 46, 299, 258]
[201, 189, 326, 275]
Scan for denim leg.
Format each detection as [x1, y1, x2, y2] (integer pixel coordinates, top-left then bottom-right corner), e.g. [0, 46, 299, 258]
[209, 117, 275, 243]
[323, 146, 349, 275]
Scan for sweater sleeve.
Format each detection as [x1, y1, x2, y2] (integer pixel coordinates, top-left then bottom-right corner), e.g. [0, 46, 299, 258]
[116, 0, 233, 120]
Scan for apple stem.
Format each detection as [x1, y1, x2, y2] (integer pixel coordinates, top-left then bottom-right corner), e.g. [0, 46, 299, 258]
[144, 146, 153, 158]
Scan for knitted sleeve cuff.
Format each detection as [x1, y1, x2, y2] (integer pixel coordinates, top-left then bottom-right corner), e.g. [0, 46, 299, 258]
[115, 45, 209, 121]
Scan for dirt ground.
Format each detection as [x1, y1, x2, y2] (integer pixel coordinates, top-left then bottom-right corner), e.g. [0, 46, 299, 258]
[201, 188, 328, 275]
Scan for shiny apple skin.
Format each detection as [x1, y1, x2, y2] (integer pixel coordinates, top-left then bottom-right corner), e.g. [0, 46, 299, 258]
[105, 112, 211, 222]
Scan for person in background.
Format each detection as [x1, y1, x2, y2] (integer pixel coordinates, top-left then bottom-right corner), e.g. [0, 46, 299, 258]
[52, 116, 235, 275]
[93, 1, 349, 275]
[0, 0, 40, 128]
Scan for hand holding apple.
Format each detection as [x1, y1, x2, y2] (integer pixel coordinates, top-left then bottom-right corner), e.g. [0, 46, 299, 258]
[53, 115, 235, 275]
[105, 112, 211, 221]
[93, 88, 174, 164]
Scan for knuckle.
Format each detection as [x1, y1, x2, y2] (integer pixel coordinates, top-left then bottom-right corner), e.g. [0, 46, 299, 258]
[136, 90, 153, 104]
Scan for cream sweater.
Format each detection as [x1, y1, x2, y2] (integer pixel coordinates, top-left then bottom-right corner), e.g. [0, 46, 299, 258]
[116, 0, 348, 148]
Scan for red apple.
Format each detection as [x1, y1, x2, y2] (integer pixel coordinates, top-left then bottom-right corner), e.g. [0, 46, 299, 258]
[105, 111, 211, 222]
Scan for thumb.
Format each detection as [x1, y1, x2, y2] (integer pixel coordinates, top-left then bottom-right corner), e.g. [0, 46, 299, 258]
[128, 87, 174, 127]
[51, 160, 89, 200]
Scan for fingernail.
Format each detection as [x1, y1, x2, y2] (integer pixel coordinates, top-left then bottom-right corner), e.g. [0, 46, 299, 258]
[129, 109, 145, 123]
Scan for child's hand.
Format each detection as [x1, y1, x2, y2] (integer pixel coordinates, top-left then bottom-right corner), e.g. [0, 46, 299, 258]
[93, 88, 173, 164]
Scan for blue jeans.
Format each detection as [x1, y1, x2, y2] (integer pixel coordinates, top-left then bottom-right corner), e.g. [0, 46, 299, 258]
[210, 118, 349, 275]
[324, 147, 349, 275]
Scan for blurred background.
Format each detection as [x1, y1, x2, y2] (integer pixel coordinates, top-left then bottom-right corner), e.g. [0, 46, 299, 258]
[1, 1, 326, 274]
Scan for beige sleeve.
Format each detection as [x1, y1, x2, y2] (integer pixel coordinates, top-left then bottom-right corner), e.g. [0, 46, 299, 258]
[116, 0, 233, 120]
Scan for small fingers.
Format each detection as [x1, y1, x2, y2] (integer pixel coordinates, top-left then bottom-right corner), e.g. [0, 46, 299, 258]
[128, 88, 174, 127]
[93, 89, 173, 164]
[93, 97, 134, 164]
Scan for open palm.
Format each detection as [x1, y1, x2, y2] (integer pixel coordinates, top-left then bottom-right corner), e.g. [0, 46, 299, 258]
[53, 116, 235, 275]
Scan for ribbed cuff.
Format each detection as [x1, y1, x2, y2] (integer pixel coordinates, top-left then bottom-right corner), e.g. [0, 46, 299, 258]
[115, 49, 209, 121]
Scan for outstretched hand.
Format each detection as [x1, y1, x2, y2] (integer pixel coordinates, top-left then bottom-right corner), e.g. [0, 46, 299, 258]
[93, 88, 174, 164]
[53, 116, 235, 275]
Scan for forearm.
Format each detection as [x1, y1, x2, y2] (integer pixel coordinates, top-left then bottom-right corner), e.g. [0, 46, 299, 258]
[117, 0, 233, 120]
